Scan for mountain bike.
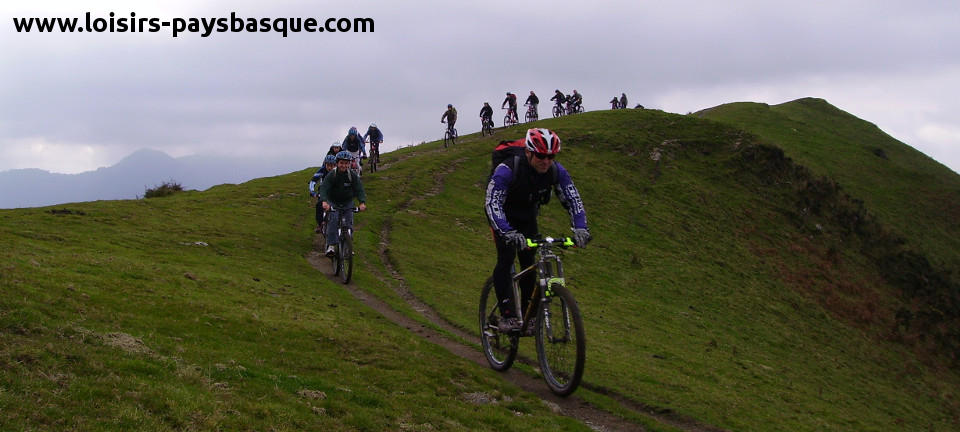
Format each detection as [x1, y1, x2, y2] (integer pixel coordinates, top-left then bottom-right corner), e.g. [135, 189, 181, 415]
[552, 102, 564, 118]
[443, 122, 457, 148]
[503, 108, 518, 127]
[566, 102, 583, 115]
[367, 139, 380, 173]
[481, 116, 494, 136]
[479, 236, 586, 396]
[328, 207, 360, 284]
[524, 103, 538, 123]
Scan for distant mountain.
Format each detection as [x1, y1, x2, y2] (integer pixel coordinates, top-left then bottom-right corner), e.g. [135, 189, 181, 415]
[0, 149, 307, 209]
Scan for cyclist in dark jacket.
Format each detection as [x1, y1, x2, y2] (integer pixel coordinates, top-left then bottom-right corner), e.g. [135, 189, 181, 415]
[620, 93, 628, 110]
[342, 127, 366, 172]
[525, 91, 539, 118]
[502, 92, 518, 122]
[484, 128, 591, 331]
[309, 154, 338, 233]
[480, 102, 494, 126]
[550, 89, 565, 104]
[319, 151, 368, 256]
[569, 90, 583, 111]
[363, 123, 383, 145]
[441, 104, 457, 130]
[550, 90, 566, 112]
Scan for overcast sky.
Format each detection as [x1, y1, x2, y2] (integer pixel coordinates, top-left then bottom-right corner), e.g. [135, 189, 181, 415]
[2, 0, 959, 175]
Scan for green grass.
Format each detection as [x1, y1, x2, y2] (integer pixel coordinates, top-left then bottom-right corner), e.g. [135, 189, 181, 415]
[2, 104, 959, 431]
[0, 176, 594, 431]
[383, 108, 960, 431]
[696, 97, 960, 272]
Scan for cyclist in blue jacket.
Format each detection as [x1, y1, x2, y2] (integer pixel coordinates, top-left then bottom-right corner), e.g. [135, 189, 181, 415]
[363, 123, 383, 146]
[484, 128, 591, 332]
[342, 127, 366, 172]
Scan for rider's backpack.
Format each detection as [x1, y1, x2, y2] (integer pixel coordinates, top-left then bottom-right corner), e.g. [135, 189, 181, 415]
[488, 139, 557, 184]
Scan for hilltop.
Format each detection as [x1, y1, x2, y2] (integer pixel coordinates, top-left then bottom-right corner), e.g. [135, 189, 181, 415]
[2, 102, 959, 431]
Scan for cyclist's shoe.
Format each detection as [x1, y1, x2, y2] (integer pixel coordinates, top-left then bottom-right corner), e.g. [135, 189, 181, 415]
[497, 317, 522, 333]
[325, 245, 336, 257]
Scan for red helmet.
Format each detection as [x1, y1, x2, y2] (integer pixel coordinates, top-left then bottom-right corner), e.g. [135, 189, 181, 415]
[524, 128, 561, 154]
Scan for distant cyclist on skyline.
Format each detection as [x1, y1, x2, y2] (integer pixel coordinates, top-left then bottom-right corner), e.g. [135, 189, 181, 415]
[441, 103, 458, 133]
[525, 91, 539, 119]
[480, 102, 494, 127]
[502, 92, 518, 123]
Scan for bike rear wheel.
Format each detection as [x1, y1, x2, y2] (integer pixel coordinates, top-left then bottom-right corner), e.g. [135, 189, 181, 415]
[479, 277, 518, 371]
[340, 232, 353, 284]
[536, 283, 585, 396]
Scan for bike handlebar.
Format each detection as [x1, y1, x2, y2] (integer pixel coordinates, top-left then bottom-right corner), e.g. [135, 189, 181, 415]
[526, 236, 575, 249]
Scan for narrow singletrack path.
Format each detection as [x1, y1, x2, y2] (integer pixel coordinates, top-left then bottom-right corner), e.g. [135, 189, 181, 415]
[305, 142, 727, 432]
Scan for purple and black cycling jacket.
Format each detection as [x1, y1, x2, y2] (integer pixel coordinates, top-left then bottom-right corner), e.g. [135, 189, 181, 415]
[484, 159, 587, 236]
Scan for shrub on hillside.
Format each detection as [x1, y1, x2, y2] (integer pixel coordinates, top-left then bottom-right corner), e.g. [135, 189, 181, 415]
[144, 181, 183, 198]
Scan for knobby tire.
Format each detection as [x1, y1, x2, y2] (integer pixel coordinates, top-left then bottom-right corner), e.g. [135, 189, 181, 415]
[340, 232, 353, 284]
[535, 283, 585, 396]
[479, 276, 518, 371]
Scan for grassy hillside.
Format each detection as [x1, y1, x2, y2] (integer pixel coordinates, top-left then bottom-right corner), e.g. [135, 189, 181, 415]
[2, 105, 959, 431]
[0, 177, 591, 430]
[696, 98, 960, 272]
[380, 108, 960, 430]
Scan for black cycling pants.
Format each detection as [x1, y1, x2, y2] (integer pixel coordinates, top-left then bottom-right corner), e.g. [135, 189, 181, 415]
[493, 218, 538, 319]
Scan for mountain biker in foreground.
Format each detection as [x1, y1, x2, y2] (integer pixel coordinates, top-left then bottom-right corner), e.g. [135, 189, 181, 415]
[441, 104, 458, 133]
[484, 128, 591, 332]
[525, 91, 539, 118]
[342, 127, 366, 173]
[363, 123, 383, 152]
[309, 154, 338, 233]
[480, 102, 494, 128]
[319, 151, 367, 257]
[502, 92, 518, 123]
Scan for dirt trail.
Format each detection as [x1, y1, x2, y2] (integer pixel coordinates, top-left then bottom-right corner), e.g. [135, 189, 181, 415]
[305, 146, 727, 432]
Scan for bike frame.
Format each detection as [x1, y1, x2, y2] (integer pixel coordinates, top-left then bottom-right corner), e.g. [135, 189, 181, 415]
[509, 237, 571, 332]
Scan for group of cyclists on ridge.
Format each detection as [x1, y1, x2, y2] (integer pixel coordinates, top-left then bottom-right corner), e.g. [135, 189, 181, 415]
[469, 89, 584, 135]
[308, 124, 383, 257]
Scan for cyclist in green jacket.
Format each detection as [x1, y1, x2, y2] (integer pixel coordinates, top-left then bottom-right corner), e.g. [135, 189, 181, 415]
[441, 104, 457, 133]
[319, 151, 368, 256]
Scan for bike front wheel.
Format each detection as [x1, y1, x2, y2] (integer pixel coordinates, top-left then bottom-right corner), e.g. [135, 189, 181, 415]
[479, 277, 518, 371]
[368, 149, 378, 173]
[444, 131, 452, 148]
[340, 232, 353, 284]
[536, 283, 585, 396]
[552, 106, 562, 118]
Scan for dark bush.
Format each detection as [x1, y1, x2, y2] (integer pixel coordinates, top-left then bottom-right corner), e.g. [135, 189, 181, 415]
[144, 181, 183, 198]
